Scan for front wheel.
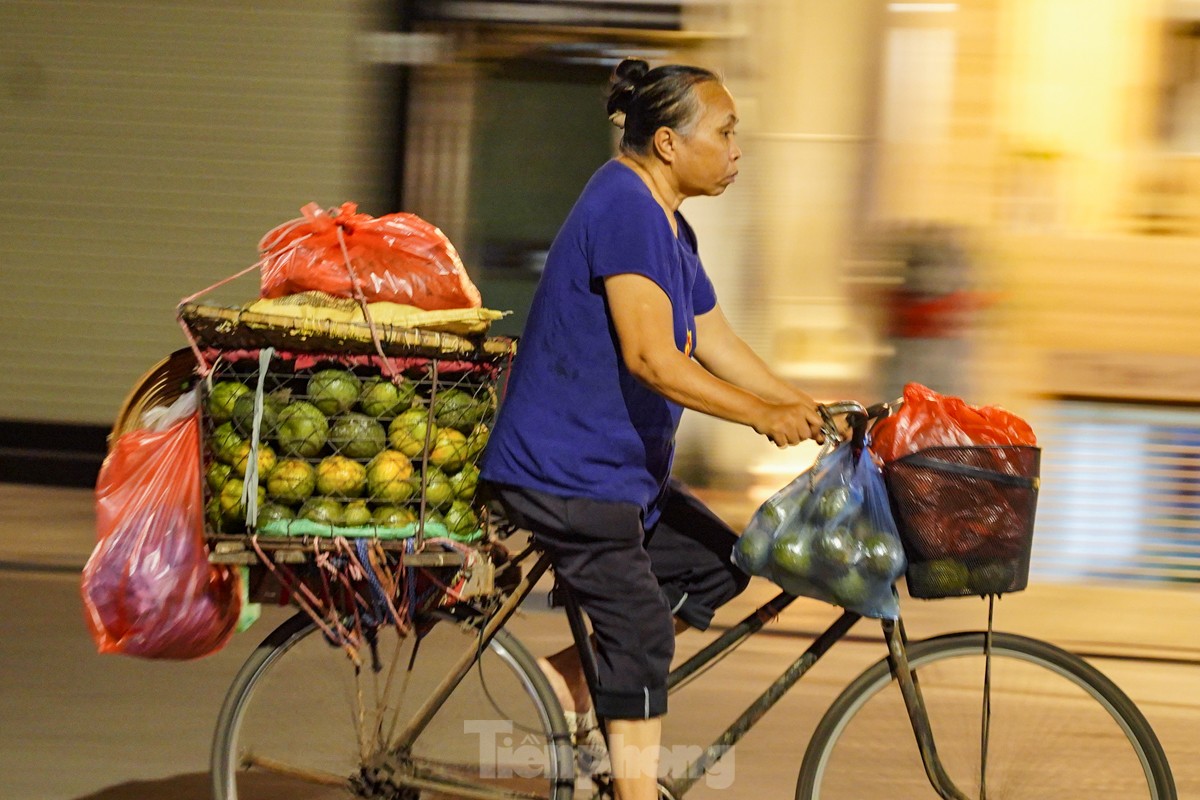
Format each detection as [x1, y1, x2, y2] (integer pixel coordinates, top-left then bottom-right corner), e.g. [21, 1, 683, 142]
[211, 608, 575, 799]
[797, 631, 1175, 799]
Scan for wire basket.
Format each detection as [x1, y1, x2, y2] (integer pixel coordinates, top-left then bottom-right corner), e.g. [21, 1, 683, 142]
[883, 445, 1040, 599]
[200, 349, 502, 547]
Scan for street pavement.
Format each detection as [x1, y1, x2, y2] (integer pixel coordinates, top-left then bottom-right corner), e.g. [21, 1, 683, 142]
[1, 483, 1196, 799]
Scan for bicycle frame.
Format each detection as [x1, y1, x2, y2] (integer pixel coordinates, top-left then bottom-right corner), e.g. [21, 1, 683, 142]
[384, 543, 968, 800]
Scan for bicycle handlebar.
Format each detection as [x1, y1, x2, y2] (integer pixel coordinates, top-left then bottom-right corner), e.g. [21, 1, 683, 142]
[816, 398, 902, 445]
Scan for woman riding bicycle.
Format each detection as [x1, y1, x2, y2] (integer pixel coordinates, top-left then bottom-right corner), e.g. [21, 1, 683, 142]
[480, 58, 826, 800]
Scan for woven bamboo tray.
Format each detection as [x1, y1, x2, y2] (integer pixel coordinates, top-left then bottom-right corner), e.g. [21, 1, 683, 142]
[178, 302, 517, 362]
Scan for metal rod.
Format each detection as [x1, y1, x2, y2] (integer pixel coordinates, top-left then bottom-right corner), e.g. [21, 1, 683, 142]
[884, 618, 971, 800]
[242, 752, 349, 788]
[391, 551, 554, 750]
[667, 592, 798, 691]
[664, 610, 861, 799]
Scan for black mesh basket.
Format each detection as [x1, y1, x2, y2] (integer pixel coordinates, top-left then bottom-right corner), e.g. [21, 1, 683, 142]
[883, 445, 1040, 599]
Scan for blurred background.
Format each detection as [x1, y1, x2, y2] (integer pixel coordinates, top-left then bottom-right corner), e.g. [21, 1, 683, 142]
[3, 0, 1200, 588]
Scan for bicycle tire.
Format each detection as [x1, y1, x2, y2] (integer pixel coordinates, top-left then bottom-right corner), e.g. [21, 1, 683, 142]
[211, 608, 575, 800]
[796, 631, 1176, 799]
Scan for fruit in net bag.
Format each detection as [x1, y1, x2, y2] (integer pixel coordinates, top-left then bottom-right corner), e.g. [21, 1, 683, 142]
[388, 408, 435, 458]
[329, 413, 386, 459]
[343, 499, 373, 527]
[307, 369, 362, 417]
[300, 497, 344, 526]
[276, 401, 328, 457]
[266, 459, 316, 504]
[359, 376, 415, 418]
[315, 455, 367, 499]
[367, 450, 416, 502]
[207, 381, 251, 424]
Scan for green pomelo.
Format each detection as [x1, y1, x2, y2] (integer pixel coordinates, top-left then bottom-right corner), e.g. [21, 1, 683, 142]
[276, 401, 329, 457]
[909, 559, 971, 596]
[205, 461, 234, 493]
[343, 499, 373, 528]
[422, 467, 455, 509]
[449, 463, 480, 501]
[231, 392, 286, 439]
[444, 500, 480, 536]
[465, 423, 490, 458]
[315, 455, 367, 499]
[359, 377, 416, 418]
[826, 569, 872, 608]
[209, 422, 245, 465]
[367, 450, 416, 502]
[388, 408, 436, 458]
[770, 529, 813, 578]
[256, 502, 295, 528]
[218, 478, 266, 525]
[231, 440, 277, 479]
[859, 531, 905, 577]
[373, 505, 417, 527]
[967, 560, 1020, 595]
[432, 387, 487, 432]
[266, 459, 316, 504]
[815, 485, 855, 524]
[328, 413, 387, 459]
[428, 428, 470, 472]
[299, 497, 344, 526]
[307, 369, 361, 416]
[207, 380, 251, 424]
[733, 526, 773, 575]
[811, 525, 861, 573]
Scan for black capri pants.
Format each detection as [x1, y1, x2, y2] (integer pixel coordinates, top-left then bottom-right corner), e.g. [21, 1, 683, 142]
[484, 478, 751, 720]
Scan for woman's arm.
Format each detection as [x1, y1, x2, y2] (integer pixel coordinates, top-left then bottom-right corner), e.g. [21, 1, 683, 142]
[604, 274, 824, 446]
[692, 303, 815, 404]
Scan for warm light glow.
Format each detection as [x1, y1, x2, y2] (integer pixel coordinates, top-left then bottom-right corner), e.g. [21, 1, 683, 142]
[887, 2, 959, 12]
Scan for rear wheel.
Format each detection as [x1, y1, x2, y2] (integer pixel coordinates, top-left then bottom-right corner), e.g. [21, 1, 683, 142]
[212, 608, 575, 799]
[797, 632, 1175, 799]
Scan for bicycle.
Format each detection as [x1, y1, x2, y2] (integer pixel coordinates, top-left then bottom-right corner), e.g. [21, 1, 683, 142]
[209, 400, 1178, 799]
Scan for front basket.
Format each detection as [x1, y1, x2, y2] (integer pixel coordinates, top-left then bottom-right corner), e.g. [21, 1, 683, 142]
[883, 445, 1041, 599]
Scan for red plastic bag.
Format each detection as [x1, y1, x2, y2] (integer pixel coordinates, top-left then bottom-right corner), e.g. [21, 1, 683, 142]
[258, 202, 482, 311]
[872, 382, 1036, 463]
[82, 410, 240, 659]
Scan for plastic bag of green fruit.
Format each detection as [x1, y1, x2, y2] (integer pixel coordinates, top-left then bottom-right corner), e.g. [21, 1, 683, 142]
[732, 443, 906, 619]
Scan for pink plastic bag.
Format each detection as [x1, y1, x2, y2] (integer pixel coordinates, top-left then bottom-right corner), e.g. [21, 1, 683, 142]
[258, 202, 482, 311]
[82, 411, 240, 659]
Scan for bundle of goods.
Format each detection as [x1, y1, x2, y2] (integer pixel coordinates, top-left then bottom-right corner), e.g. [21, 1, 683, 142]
[872, 383, 1040, 599]
[733, 441, 908, 620]
[734, 383, 1040, 610]
[84, 203, 514, 660]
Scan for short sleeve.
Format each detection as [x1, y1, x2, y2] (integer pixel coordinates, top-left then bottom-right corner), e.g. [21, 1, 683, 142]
[587, 194, 679, 298]
[692, 262, 717, 315]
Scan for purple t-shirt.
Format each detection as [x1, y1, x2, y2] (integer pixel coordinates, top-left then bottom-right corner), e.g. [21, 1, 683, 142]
[481, 160, 718, 524]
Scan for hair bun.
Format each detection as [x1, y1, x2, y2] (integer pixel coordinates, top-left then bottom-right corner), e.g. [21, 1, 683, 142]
[614, 58, 650, 84]
[606, 58, 648, 128]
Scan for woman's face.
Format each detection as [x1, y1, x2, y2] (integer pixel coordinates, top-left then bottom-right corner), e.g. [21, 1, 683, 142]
[670, 81, 741, 197]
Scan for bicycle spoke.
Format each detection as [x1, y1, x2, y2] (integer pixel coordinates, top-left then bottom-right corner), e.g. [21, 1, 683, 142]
[240, 751, 350, 788]
[213, 610, 572, 800]
[400, 756, 567, 800]
[798, 632, 1174, 799]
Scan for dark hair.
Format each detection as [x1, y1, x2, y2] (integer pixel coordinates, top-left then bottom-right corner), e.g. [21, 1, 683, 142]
[606, 58, 721, 156]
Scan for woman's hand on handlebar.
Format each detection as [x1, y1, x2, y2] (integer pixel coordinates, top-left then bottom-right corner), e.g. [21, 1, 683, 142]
[754, 398, 827, 447]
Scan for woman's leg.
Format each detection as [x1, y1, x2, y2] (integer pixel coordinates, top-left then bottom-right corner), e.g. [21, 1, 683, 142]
[608, 717, 663, 800]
